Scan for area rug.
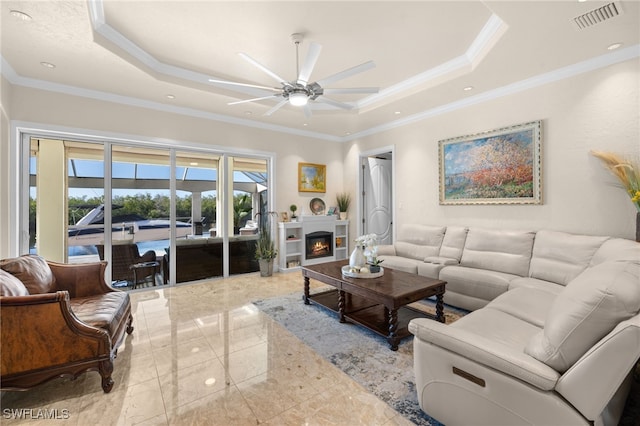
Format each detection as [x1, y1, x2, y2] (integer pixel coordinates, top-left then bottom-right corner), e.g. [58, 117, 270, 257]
[253, 290, 467, 425]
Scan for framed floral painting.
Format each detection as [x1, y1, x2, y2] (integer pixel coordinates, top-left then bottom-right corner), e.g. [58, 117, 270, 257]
[298, 162, 326, 193]
[439, 121, 542, 205]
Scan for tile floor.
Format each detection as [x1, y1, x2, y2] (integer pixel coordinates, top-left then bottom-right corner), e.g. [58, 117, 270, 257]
[1, 272, 413, 425]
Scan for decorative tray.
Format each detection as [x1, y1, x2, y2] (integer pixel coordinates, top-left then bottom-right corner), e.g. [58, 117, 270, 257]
[341, 265, 384, 279]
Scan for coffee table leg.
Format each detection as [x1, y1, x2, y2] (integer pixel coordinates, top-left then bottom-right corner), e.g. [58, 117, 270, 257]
[338, 290, 346, 323]
[303, 276, 310, 305]
[387, 307, 399, 351]
[435, 292, 445, 323]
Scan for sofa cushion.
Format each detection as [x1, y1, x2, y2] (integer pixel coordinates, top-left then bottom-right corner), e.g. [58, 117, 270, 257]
[0, 255, 55, 294]
[528, 230, 608, 285]
[509, 277, 564, 295]
[451, 307, 541, 350]
[394, 224, 446, 260]
[438, 226, 468, 261]
[0, 269, 29, 296]
[70, 292, 131, 340]
[439, 265, 517, 303]
[524, 261, 640, 373]
[377, 256, 421, 274]
[486, 287, 557, 328]
[460, 228, 535, 276]
[590, 238, 640, 266]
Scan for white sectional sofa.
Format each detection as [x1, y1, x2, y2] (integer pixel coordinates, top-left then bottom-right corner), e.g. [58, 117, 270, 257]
[377, 224, 640, 425]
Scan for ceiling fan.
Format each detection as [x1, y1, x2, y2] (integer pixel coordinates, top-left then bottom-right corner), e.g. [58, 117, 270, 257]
[208, 33, 379, 117]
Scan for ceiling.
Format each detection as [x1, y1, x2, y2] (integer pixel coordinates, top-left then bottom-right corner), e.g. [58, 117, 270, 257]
[2, 1, 639, 142]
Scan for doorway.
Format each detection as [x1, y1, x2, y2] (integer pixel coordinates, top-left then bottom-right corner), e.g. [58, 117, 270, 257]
[359, 148, 394, 245]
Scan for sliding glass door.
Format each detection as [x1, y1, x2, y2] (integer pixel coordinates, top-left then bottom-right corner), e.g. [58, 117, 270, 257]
[25, 135, 272, 289]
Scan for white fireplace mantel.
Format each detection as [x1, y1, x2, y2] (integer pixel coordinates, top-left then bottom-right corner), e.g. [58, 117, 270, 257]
[278, 216, 349, 271]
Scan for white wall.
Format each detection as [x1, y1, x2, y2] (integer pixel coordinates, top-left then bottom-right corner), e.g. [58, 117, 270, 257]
[0, 76, 14, 258]
[346, 59, 640, 239]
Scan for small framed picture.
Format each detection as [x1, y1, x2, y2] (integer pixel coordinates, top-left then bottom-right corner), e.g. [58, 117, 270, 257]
[327, 206, 337, 215]
[298, 162, 326, 193]
[280, 212, 289, 222]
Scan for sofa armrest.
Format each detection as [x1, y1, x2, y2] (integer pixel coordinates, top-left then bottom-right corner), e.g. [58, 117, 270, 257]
[377, 244, 396, 256]
[1, 291, 111, 379]
[409, 318, 560, 390]
[48, 261, 114, 298]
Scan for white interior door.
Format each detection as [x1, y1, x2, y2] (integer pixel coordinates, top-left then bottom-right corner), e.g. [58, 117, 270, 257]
[362, 156, 393, 245]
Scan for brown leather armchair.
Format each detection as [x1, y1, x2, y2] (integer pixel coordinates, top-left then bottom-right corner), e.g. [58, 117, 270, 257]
[0, 255, 133, 393]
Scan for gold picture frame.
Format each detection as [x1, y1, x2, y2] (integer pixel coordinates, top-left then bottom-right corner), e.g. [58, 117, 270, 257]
[439, 120, 542, 205]
[298, 162, 326, 193]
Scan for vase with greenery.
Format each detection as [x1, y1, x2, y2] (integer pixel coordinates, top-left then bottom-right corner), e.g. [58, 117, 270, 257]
[290, 204, 298, 221]
[591, 150, 640, 241]
[336, 192, 351, 220]
[254, 211, 278, 277]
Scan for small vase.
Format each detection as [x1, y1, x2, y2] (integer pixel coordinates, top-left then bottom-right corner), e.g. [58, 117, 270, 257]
[349, 245, 366, 268]
[339, 212, 347, 220]
[369, 265, 381, 273]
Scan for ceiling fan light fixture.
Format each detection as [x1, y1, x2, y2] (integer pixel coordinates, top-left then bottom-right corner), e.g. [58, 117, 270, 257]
[288, 91, 308, 106]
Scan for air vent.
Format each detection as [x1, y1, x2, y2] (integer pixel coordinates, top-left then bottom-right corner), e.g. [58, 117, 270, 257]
[573, 2, 624, 29]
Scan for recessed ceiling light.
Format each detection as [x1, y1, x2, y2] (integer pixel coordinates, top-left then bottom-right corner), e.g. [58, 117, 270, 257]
[345, 132, 351, 135]
[303, 123, 308, 126]
[40, 61, 55, 69]
[166, 94, 175, 99]
[10, 10, 32, 21]
[244, 111, 252, 116]
[463, 86, 474, 91]
[394, 111, 401, 115]
[607, 42, 623, 50]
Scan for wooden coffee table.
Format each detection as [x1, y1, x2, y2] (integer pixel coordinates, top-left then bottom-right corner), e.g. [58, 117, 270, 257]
[302, 260, 446, 350]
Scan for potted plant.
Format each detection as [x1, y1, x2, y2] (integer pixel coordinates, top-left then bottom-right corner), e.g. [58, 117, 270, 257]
[336, 192, 351, 220]
[290, 204, 298, 222]
[233, 193, 253, 234]
[254, 211, 278, 277]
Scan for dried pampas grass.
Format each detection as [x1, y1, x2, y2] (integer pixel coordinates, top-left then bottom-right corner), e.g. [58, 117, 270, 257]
[591, 150, 640, 211]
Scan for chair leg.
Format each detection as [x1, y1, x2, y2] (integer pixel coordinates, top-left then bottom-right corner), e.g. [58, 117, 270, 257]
[99, 360, 114, 393]
[126, 314, 134, 334]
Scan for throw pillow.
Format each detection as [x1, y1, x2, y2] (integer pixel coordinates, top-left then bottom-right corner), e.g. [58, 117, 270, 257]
[0, 255, 55, 295]
[0, 269, 29, 296]
[524, 260, 640, 373]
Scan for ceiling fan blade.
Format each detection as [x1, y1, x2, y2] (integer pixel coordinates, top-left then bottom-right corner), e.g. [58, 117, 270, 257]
[316, 60, 376, 87]
[239, 52, 291, 87]
[316, 96, 354, 110]
[264, 99, 288, 116]
[208, 78, 281, 92]
[323, 87, 379, 95]
[297, 42, 322, 85]
[228, 95, 281, 106]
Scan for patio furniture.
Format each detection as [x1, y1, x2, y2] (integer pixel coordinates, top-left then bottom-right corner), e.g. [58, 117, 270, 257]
[97, 243, 158, 287]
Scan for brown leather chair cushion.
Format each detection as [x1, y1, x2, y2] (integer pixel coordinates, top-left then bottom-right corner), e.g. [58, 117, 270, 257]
[0, 255, 55, 294]
[70, 292, 131, 339]
[0, 269, 29, 296]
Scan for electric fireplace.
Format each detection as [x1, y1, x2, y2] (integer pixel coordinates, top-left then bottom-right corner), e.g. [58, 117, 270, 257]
[305, 231, 333, 260]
